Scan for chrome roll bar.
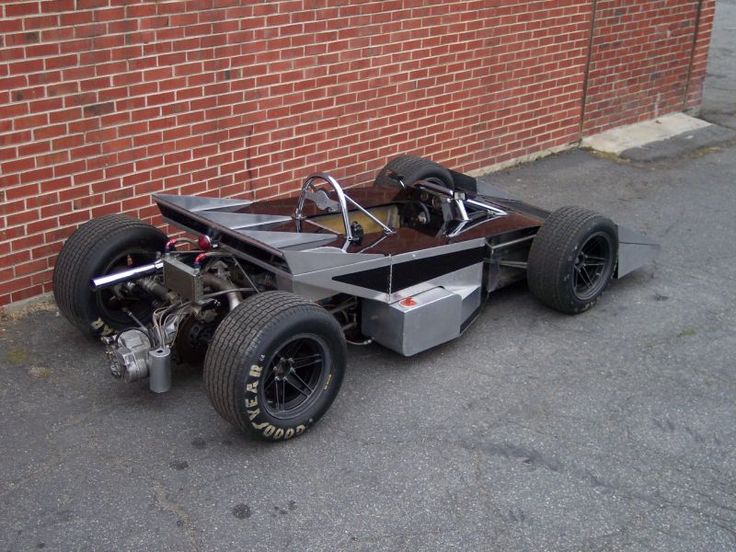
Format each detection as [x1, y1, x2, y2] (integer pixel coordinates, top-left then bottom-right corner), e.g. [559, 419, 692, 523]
[295, 172, 394, 242]
[296, 173, 353, 241]
[415, 179, 509, 221]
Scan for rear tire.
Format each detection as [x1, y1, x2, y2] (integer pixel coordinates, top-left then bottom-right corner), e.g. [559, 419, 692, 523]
[203, 292, 346, 441]
[374, 154, 454, 189]
[526, 206, 618, 314]
[52, 214, 167, 338]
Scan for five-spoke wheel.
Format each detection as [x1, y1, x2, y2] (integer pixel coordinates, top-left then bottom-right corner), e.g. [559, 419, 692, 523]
[263, 335, 329, 418]
[527, 206, 618, 314]
[204, 292, 346, 441]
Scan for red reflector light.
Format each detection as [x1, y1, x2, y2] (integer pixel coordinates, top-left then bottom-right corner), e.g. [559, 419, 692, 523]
[198, 235, 212, 251]
[400, 297, 417, 307]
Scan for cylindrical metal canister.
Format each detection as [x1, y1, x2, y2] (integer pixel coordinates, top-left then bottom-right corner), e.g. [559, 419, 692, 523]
[149, 347, 172, 393]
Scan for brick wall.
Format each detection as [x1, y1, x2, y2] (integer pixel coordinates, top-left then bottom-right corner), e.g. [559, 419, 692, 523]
[582, 0, 713, 135]
[685, 0, 715, 109]
[0, 1, 714, 306]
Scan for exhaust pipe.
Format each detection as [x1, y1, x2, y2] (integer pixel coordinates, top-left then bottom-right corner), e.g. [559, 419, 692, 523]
[202, 273, 242, 311]
[90, 260, 164, 291]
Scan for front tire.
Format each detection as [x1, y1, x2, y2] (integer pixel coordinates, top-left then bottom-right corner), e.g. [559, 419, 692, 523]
[52, 214, 168, 338]
[203, 292, 346, 441]
[526, 207, 618, 314]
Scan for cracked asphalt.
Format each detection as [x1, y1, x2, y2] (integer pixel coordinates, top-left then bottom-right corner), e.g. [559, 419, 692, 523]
[2, 8, 736, 552]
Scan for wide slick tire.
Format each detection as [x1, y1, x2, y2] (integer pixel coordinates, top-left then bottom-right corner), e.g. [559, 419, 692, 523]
[374, 154, 454, 189]
[52, 214, 168, 338]
[526, 206, 618, 314]
[203, 292, 346, 441]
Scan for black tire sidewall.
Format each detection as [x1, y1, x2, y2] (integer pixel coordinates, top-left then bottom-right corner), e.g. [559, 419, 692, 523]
[406, 166, 453, 188]
[235, 308, 346, 441]
[557, 219, 618, 312]
[66, 226, 166, 337]
[375, 155, 454, 189]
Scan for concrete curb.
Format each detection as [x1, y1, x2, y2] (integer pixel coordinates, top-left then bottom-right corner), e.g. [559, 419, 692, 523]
[0, 292, 57, 321]
[581, 112, 736, 161]
[620, 124, 736, 162]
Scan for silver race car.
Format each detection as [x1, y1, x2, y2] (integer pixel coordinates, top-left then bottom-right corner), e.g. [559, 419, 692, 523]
[53, 155, 659, 440]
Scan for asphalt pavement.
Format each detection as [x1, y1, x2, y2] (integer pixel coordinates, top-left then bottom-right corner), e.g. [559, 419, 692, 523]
[2, 139, 736, 551]
[2, 7, 736, 551]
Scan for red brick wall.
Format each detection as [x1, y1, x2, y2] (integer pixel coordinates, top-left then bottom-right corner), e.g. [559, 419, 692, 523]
[0, 1, 714, 306]
[582, 0, 712, 135]
[686, 0, 715, 109]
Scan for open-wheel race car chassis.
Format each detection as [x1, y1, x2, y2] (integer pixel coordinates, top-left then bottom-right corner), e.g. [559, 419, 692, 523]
[53, 155, 659, 441]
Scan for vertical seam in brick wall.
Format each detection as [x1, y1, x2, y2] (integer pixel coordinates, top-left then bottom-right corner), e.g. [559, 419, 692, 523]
[578, 0, 599, 139]
[683, 0, 705, 109]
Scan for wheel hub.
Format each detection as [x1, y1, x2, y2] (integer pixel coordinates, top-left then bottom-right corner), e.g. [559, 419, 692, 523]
[572, 233, 613, 300]
[262, 335, 329, 419]
[273, 357, 294, 381]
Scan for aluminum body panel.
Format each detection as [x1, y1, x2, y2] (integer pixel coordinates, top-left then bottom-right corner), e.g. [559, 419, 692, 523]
[282, 248, 384, 275]
[459, 286, 482, 329]
[197, 211, 292, 230]
[388, 262, 483, 304]
[362, 287, 462, 356]
[238, 229, 338, 250]
[157, 202, 287, 259]
[388, 237, 486, 263]
[615, 225, 661, 278]
[290, 254, 395, 301]
[287, 240, 486, 302]
[439, 264, 484, 325]
[154, 193, 252, 213]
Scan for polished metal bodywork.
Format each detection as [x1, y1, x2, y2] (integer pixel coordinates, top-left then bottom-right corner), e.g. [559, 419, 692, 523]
[362, 287, 463, 356]
[146, 168, 658, 356]
[616, 225, 661, 279]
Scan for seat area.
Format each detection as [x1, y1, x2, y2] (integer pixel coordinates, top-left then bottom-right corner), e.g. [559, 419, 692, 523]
[306, 204, 401, 235]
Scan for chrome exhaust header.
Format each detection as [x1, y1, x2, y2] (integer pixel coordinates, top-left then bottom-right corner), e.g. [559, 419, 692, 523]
[90, 259, 164, 290]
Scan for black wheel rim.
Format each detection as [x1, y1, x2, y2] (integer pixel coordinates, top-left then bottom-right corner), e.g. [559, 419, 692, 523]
[262, 334, 330, 420]
[572, 232, 614, 301]
[95, 249, 159, 327]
